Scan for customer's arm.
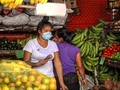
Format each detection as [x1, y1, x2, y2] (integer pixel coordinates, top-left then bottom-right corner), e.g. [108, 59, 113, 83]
[54, 51, 68, 90]
[23, 51, 48, 67]
[76, 52, 87, 85]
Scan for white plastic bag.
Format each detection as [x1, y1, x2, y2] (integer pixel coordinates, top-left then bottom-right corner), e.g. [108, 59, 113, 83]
[79, 75, 95, 90]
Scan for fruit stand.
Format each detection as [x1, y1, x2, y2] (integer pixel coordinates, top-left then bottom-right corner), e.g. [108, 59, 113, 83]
[0, 0, 120, 90]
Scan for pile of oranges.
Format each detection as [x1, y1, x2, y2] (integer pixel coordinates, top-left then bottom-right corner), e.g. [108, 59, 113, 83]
[0, 60, 56, 90]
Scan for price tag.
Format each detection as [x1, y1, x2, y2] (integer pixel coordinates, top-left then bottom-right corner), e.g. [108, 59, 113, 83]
[15, 50, 24, 59]
[99, 57, 105, 65]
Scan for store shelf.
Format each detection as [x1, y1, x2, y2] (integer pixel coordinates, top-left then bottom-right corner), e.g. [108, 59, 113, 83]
[0, 25, 36, 34]
[104, 22, 120, 33]
[0, 50, 16, 56]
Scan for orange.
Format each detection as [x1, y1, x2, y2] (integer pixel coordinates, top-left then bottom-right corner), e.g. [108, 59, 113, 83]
[50, 77, 56, 84]
[20, 85, 25, 89]
[0, 78, 3, 83]
[15, 80, 22, 87]
[49, 83, 56, 90]
[21, 75, 28, 83]
[26, 86, 33, 90]
[40, 84, 49, 90]
[8, 83, 15, 87]
[10, 75, 17, 82]
[30, 70, 38, 75]
[0, 72, 5, 78]
[28, 75, 35, 82]
[17, 74, 22, 80]
[4, 77, 10, 84]
[9, 87, 15, 90]
[25, 82, 32, 87]
[41, 77, 50, 85]
[33, 87, 39, 90]
[33, 81, 41, 87]
[2, 85, 9, 90]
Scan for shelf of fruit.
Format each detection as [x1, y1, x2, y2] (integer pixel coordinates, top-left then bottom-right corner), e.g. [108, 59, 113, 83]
[104, 20, 120, 33]
[0, 35, 36, 57]
[0, 50, 15, 56]
[101, 43, 120, 68]
[107, 0, 120, 10]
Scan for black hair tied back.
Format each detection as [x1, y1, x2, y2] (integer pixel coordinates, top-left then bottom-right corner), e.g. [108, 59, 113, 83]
[36, 16, 53, 32]
[42, 16, 49, 22]
[56, 27, 75, 44]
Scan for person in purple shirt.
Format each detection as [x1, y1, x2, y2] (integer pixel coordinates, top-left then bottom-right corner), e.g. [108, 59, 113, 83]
[54, 27, 87, 90]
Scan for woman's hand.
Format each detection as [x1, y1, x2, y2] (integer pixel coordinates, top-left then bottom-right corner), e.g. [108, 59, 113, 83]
[82, 79, 88, 88]
[60, 83, 68, 90]
[37, 59, 49, 66]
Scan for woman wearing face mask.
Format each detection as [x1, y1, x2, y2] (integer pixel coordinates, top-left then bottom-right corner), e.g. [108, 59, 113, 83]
[54, 27, 87, 90]
[23, 19, 68, 90]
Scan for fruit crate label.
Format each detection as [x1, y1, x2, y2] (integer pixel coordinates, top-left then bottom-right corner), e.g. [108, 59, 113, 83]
[99, 57, 105, 65]
[15, 50, 24, 59]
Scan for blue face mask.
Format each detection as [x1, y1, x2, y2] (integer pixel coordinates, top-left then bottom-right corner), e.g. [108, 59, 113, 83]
[42, 32, 52, 40]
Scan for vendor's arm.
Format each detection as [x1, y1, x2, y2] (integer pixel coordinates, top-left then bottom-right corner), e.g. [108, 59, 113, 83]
[23, 50, 48, 67]
[76, 52, 87, 85]
[54, 51, 68, 90]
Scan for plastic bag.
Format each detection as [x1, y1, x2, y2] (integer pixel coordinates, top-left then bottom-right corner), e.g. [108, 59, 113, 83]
[79, 75, 95, 90]
[2, 13, 29, 26]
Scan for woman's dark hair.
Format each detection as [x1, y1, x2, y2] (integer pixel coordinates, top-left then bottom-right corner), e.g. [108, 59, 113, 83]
[55, 27, 75, 44]
[36, 16, 53, 32]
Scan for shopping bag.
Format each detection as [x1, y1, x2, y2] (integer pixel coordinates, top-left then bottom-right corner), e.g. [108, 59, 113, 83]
[79, 75, 95, 90]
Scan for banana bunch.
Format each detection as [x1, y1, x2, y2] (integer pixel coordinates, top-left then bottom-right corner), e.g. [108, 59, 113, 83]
[30, 0, 48, 4]
[106, 32, 118, 45]
[72, 23, 114, 73]
[92, 24, 103, 39]
[98, 68, 118, 82]
[0, 0, 14, 4]
[0, 0, 23, 9]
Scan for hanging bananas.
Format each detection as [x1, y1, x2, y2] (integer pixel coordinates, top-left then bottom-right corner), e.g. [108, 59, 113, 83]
[0, 0, 23, 9]
[0, 0, 48, 9]
[30, 0, 48, 4]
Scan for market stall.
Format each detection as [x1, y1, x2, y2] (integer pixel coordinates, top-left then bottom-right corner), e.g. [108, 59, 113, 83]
[0, 0, 120, 90]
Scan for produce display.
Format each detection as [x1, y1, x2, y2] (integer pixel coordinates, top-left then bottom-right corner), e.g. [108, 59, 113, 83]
[0, 35, 36, 50]
[0, 60, 56, 90]
[71, 19, 120, 83]
[0, 37, 22, 50]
